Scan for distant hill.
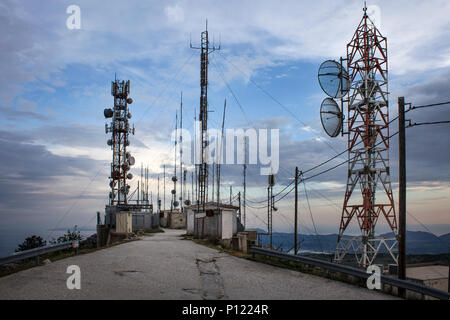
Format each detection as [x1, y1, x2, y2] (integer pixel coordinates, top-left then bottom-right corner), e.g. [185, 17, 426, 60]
[255, 230, 450, 254]
[439, 233, 450, 244]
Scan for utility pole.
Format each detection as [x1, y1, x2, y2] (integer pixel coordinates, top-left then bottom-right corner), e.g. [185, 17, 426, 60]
[229, 185, 232, 205]
[191, 171, 194, 203]
[398, 96, 406, 298]
[238, 192, 241, 220]
[295, 166, 299, 255]
[268, 174, 275, 249]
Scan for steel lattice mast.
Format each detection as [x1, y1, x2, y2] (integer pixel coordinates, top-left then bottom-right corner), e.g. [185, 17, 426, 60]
[191, 21, 219, 209]
[105, 78, 135, 205]
[334, 7, 398, 267]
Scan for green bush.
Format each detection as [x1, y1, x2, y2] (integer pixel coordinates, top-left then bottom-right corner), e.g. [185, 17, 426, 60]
[50, 226, 83, 244]
[16, 235, 46, 252]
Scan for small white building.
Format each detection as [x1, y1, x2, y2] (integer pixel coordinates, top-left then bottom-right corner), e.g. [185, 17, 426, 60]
[115, 211, 132, 234]
[185, 202, 239, 240]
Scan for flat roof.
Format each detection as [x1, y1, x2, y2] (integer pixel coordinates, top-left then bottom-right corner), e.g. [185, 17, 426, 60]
[406, 265, 448, 281]
[184, 201, 239, 210]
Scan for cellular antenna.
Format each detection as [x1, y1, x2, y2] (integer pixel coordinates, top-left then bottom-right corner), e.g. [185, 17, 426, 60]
[104, 78, 135, 205]
[318, 5, 397, 267]
[190, 21, 220, 211]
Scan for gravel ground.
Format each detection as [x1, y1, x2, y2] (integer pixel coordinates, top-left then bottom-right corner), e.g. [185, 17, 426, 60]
[0, 229, 397, 300]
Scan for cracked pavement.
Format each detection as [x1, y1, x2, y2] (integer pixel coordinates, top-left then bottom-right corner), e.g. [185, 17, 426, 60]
[0, 229, 397, 299]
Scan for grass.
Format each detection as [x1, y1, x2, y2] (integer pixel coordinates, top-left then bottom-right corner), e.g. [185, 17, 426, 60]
[143, 227, 165, 235]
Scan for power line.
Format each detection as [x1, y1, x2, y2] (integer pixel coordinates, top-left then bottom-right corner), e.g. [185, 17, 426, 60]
[408, 120, 450, 128]
[302, 178, 323, 253]
[135, 51, 196, 125]
[217, 51, 343, 155]
[47, 162, 109, 240]
[410, 101, 450, 110]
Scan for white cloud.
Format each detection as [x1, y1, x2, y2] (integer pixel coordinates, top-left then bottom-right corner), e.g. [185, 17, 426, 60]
[165, 4, 185, 23]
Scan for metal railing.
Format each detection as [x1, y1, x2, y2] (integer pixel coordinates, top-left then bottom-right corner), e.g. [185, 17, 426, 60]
[0, 241, 78, 266]
[249, 246, 450, 300]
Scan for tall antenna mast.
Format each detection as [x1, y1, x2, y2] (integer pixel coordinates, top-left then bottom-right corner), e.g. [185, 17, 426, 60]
[140, 163, 143, 204]
[333, 6, 397, 267]
[191, 171, 194, 203]
[157, 174, 160, 212]
[163, 164, 166, 210]
[243, 140, 247, 228]
[104, 78, 135, 205]
[146, 166, 149, 204]
[191, 20, 220, 210]
[172, 111, 179, 210]
[179, 92, 183, 211]
[217, 99, 226, 204]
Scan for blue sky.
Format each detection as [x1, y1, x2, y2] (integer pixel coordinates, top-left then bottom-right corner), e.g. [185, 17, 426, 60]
[1, 0, 450, 254]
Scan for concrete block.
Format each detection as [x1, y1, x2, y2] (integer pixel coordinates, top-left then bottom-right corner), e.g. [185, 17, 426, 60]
[238, 232, 248, 253]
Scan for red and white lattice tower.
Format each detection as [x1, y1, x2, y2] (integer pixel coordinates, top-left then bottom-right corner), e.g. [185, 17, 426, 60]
[104, 79, 135, 205]
[334, 7, 398, 267]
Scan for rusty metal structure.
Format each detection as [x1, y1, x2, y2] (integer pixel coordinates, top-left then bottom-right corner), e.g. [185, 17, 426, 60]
[191, 21, 220, 209]
[104, 78, 135, 205]
[334, 6, 398, 267]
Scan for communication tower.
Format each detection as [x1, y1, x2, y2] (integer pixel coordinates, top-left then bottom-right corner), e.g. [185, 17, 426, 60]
[104, 78, 135, 205]
[318, 6, 398, 267]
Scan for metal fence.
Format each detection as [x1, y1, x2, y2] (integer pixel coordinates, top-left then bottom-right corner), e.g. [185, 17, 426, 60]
[249, 246, 450, 300]
[0, 242, 78, 266]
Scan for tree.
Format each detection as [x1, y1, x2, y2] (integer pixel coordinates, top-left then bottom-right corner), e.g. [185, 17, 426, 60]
[50, 225, 83, 244]
[16, 235, 47, 252]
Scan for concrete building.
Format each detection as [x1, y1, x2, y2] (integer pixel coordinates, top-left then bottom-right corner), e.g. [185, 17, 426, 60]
[406, 265, 448, 299]
[104, 204, 159, 233]
[115, 211, 132, 233]
[159, 209, 186, 229]
[185, 202, 239, 240]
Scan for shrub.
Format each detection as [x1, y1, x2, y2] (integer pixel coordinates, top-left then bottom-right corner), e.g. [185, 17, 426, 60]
[50, 226, 83, 244]
[16, 235, 46, 252]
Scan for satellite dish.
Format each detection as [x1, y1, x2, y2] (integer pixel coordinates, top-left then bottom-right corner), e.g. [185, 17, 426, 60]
[173, 201, 179, 207]
[184, 199, 191, 206]
[127, 98, 133, 104]
[318, 60, 349, 98]
[320, 98, 342, 138]
[104, 108, 113, 118]
[127, 173, 133, 180]
[172, 176, 178, 182]
[128, 156, 135, 166]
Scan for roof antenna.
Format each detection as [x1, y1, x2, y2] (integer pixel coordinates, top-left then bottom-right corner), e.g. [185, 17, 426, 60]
[363, 1, 368, 15]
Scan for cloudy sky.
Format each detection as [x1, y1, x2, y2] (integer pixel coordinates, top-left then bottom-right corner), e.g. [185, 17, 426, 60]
[1, 0, 449, 253]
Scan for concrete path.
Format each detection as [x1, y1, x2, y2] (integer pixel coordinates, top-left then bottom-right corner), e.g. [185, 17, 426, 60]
[0, 229, 397, 299]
